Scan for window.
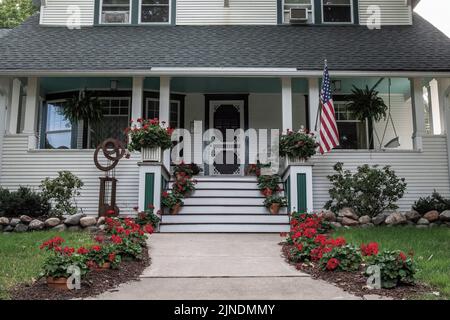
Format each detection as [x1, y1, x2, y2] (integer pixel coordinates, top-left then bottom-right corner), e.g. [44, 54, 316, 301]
[140, 0, 170, 23]
[145, 98, 180, 128]
[101, 0, 131, 24]
[334, 102, 368, 149]
[44, 101, 72, 149]
[283, 0, 313, 24]
[90, 97, 130, 148]
[322, 0, 352, 23]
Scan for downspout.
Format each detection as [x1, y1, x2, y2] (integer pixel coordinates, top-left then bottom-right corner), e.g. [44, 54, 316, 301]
[444, 84, 450, 192]
[0, 78, 11, 184]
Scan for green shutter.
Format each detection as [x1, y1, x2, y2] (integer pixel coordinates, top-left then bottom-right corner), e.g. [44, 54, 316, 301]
[144, 173, 155, 210]
[297, 173, 307, 213]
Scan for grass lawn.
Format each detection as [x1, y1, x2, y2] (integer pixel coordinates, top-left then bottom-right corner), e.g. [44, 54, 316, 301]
[333, 226, 450, 299]
[0, 231, 94, 300]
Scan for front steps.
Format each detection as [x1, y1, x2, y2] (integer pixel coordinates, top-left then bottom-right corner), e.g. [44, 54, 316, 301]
[159, 177, 290, 233]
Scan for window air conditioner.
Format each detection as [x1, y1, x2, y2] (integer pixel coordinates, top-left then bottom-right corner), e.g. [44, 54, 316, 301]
[290, 8, 308, 23]
[102, 11, 129, 24]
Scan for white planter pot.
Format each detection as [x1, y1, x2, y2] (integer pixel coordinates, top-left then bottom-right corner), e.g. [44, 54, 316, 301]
[141, 147, 162, 162]
[288, 156, 306, 164]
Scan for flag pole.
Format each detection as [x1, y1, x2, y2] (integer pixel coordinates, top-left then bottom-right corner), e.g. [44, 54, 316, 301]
[314, 59, 327, 132]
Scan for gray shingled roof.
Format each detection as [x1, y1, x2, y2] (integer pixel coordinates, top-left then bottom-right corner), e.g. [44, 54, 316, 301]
[0, 13, 449, 72]
[0, 29, 10, 39]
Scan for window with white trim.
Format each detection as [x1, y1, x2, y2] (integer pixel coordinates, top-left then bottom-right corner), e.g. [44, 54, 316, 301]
[322, 0, 353, 23]
[145, 98, 180, 128]
[140, 0, 170, 23]
[334, 101, 368, 149]
[101, 0, 131, 24]
[44, 101, 72, 149]
[283, 0, 313, 24]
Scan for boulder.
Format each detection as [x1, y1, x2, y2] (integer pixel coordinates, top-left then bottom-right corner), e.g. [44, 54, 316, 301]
[80, 217, 97, 228]
[361, 223, 375, 228]
[342, 217, 359, 227]
[64, 213, 86, 226]
[429, 223, 439, 228]
[423, 210, 439, 222]
[416, 225, 428, 229]
[0, 217, 9, 226]
[67, 226, 81, 232]
[385, 212, 407, 225]
[85, 226, 99, 233]
[96, 216, 106, 226]
[44, 217, 61, 228]
[9, 218, 20, 227]
[52, 224, 67, 232]
[14, 223, 28, 232]
[338, 207, 359, 220]
[98, 224, 107, 231]
[359, 215, 371, 224]
[29, 219, 45, 230]
[405, 210, 421, 223]
[3, 225, 14, 232]
[417, 218, 430, 225]
[372, 212, 390, 225]
[19, 215, 33, 224]
[318, 210, 336, 222]
[439, 210, 450, 222]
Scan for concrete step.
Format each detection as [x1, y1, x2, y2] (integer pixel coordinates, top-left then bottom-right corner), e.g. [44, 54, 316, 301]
[179, 205, 288, 214]
[159, 224, 291, 233]
[161, 214, 289, 224]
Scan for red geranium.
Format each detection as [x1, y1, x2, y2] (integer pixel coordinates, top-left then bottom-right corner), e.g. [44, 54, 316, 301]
[111, 235, 123, 244]
[92, 245, 102, 252]
[108, 252, 116, 262]
[399, 251, 407, 262]
[361, 242, 379, 256]
[94, 235, 104, 243]
[144, 224, 154, 234]
[77, 247, 89, 255]
[326, 258, 340, 271]
[39, 236, 65, 250]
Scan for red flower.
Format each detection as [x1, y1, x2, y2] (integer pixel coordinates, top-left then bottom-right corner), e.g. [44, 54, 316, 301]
[303, 228, 317, 239]
[106, 209, 116, 216]
[295, 243, 303, 251]
[326, 258, 340, 271]
[399, 251, 407, 262]
[162, 191, 169, 198]
[144, 224, 154, 234]
[77, 247, 89, 255]
[108, 252, 116, 262]
[94, 235, 104, 243]
[360, 242, 379, 256]
[87, 260, 98, 270]
[111, 235, 123, 244]
[39, 236, 65, 250]
[63, 247, 75, 256]
[92, 245, 102, 252]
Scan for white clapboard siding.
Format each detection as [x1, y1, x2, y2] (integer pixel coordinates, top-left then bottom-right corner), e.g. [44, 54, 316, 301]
[176, 0, 277, 25]
[359, 0, 412, 25]
[40, 0, 95, 26]
[311, 135, 450, 211]
[0, 135, 139, 215]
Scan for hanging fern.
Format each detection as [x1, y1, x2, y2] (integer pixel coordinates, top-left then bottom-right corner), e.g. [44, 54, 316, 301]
[60, 91, 103, 124]
[345, 85, 388, 122]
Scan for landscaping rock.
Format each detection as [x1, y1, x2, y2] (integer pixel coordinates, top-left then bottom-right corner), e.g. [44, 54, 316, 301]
[423, 210, 439, 222]
[9, 218, 20, 227]
[338, 207, 359, 220]
[372, 212, 389, 225]
[439, 210, 450, 222]
[405, 210, 421, 222]
[64, 213, 86, 226]
[3, 225, 14, 232]
[417, 218, 430, 225]
[416, 225, 428, 229]
[44, 217, 61, 228]
[358, 215, 371, 224]
[29, 219, 45, 230]
[67, 226, 81, 232]
[429, 223, 439, 228]
[85, 226, 99, 233]
[385, 212, 407, 225]
[97, 216, 106, 226]
[361, 223, 374, 228]
[80, 216, 97, 227]
[19, 215, 33, 224]
[52, 224, 67, 232]
[342, 217, 359, 226]
[0, 217, 9, 225]
[318, 210, 336, 222]
[98, 224, 107, 231]
[14, 223, 28, 232]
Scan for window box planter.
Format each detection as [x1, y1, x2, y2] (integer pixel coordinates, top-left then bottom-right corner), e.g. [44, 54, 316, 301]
[141, 147, 162, 162]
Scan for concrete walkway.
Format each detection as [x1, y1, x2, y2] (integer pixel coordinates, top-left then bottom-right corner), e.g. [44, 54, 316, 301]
[94, 234, 359, 300]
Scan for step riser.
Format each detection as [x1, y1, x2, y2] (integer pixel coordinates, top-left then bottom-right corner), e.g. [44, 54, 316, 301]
[178, 206, 288, 214]
[162, 215, 289, 224]
[188, 190, 267, 197]
[159, 224, 291, 233]
[170, 182, 283, 190]
[183, 197, 266, 206]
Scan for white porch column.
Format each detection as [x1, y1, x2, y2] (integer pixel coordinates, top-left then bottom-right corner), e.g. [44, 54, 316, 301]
[410, 78, 426, 151]
[308, 77, 320, 133]
[438, 78, 450, 134]
[23, 77, 40, 149]
[429, 79, 441, 135]
[159, 76, 171, 169]
[8, 78, 21, 134]
[131, 76, 144, 124]
[281, 77, 293, 132]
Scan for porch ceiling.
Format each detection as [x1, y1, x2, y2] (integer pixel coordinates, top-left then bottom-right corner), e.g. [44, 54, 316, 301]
[1, 14, 450, 74]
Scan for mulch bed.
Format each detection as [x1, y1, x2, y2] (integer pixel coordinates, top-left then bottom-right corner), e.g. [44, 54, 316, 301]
[281, 243, 430, 300]
[10, 249, 150, 300]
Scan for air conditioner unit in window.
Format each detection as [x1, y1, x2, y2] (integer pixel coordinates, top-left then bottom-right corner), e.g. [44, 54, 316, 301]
[290, 8, 308, 23]
[102, 11, 129, 24]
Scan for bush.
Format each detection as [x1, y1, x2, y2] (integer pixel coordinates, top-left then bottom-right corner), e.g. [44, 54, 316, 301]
[0, 186, 50, 217]
[325, 162, 407, 217]
[319, 244, 362, 272]
[40, 171, 84, 217]
[413, 190, 450, 214]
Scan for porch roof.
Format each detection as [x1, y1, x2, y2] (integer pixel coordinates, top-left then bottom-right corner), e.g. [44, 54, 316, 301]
[1, 14, 450, 74]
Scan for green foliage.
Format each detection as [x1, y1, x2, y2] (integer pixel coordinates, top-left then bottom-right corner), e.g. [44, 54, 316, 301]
[325, 162, 407, 217]
[257, 175, 281, 193]
[136, 207, 161, 228]
[320, 244, 362, 272]
[365, 250, 416, 289]
[113, 237, 143, 260]
[61, 91, 103, 124]
[263, 195, 288, 208]
[126, 118, 173, 151]
[40, 252, 89, 279]
[173, 162, 202, 176]
[0, 0, 37, 28]
[161, 191, 183, 209]
[346, 85, 388, 122]
[413, 190, 450, 215]
[279, 130, 318, 160]
[0, 186, 50, 218]
[40, 171, 84, 217]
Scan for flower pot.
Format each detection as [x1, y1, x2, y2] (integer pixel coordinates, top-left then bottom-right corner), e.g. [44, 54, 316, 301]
[95, 262, 111, 271]
[141, 147, 162, 162]
[170, 203, 182, 215]
[46, 277, 69, 290]
[269, 203, 281, 215]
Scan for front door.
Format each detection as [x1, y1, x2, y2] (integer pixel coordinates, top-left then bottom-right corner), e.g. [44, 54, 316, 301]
[209, 100, 245, 175]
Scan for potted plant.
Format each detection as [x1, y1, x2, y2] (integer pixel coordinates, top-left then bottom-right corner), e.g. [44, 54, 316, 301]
[126, 118, 174, 162]
[257, 175, 281, 195]
[161, 191, 184, 215]
[264, 195, 288, 214]
[86, 245, 121, 271]
[173, 162, 202, 181]
[279, 129, 318, 163]
[172, 177, 197, 197]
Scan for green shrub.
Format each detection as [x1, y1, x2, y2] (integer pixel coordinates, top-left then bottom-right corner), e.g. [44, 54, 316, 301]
[325, 162, 407, 217]
[0, 186, 50, 217]
[320, 244, 362, 272]
[413, 190, 450, 214]
[257, 175, 281, 193]
[40, 171, 84, 217]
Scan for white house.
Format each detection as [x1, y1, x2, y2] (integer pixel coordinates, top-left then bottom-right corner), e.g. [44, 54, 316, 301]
[1, 0, 450, 232]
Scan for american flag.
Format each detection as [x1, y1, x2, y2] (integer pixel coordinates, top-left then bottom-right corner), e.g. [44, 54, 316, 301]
[319, 61, 339, 154]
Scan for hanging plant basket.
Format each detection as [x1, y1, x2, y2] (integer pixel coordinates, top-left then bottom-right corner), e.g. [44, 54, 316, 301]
[61, 90, 102, 124]
[141, 147, 162, 162]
